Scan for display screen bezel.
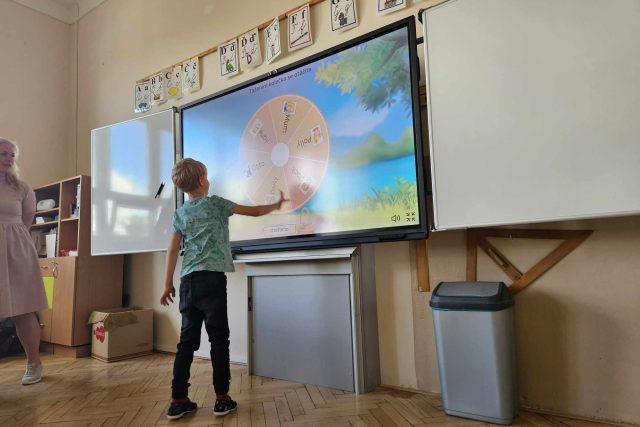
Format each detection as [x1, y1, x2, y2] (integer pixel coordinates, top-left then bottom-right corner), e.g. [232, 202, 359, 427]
[180, 17, 428, 253]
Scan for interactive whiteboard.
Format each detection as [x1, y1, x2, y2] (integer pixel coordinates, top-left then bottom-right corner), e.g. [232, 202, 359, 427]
[91, 109, 176, 255]
[182, 19, 428, 252]
[422, 0, 640, 230]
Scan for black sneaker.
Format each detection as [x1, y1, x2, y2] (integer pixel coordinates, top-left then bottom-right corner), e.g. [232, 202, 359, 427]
[213, 398, 237, 416]
[167, 399, 198, 420]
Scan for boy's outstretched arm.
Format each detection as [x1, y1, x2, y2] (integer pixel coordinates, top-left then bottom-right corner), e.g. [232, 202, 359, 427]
[233, 190, 289, 217]
[160, 232, 182, 306]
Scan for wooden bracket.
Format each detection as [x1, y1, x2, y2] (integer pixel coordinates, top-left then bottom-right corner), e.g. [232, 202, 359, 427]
[413, 240, 430, 292]
[466, 228, 593, 295]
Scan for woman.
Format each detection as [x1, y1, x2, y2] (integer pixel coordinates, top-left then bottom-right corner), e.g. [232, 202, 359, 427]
[0, 137, 48, 385]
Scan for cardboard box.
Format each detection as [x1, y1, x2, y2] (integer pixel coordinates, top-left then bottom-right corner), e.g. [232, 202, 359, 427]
[88, 307, 153, 362]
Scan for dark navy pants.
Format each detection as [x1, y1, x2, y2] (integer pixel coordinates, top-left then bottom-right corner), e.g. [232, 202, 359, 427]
[171, 271, 230, 398]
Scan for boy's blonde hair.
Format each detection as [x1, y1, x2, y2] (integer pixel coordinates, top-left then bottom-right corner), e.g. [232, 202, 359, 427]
[172, 158, 206, 193]
[0, 137, 21, 189]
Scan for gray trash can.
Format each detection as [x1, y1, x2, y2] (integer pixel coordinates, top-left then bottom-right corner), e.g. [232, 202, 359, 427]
[430, 281, 518, 425]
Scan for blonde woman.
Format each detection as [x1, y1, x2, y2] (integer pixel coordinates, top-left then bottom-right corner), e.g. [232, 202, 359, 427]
[0, 137, 48, 384]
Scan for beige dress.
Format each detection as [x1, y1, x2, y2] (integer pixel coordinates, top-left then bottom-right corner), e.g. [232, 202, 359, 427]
[0, 173, 48, 318]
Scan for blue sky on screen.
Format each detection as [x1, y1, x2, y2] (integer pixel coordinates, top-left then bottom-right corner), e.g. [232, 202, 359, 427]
[183, 27, 414, 186]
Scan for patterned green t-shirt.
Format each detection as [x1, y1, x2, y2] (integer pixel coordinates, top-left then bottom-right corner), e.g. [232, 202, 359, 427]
[172, 195, 236, 276]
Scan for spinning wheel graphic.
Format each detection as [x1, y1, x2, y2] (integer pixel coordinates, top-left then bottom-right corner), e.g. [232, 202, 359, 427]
[240, 94, 330, 212]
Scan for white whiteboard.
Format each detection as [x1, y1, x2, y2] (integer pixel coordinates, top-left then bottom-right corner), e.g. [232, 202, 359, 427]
[422, 0, 640, 230]
[91, 109, 176, 255]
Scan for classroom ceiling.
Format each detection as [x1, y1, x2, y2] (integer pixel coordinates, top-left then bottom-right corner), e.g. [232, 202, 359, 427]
[11, 0, 105, 24]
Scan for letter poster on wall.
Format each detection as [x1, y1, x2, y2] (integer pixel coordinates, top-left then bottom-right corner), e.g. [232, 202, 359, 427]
[134, 81, 151, 113]
[182, 57, 201, 93]
[377, 0, 406, 16]
[240, 28, 263, 69]
[164, 66, 183, 99]
[288, 4, 313, 52]
[219, 39, 240, 78]
[265, 18, 282, 64]
[150, 72, 165, 105]
[331, 0, 358, 32]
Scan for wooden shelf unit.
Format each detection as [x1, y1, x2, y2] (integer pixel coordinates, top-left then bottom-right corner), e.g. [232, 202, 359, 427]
[31, 176, 89, 258]
[30, 175, 124, 357]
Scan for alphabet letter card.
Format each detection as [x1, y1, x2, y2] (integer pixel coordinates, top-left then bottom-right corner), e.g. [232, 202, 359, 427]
[133, 80, 151, 113]
[150, 72, 165, 105]
[219, 39, 239, 78]
[164, 66, 182, 99]
[288, 4, 313, 52]
[377, 0, 406, 16]
[265, 18, 282, 64]
[182, 57, 201, 93]
[240, 28, 262, 69]
[331, 0, 358, 32]
[134, 81, 151, 113]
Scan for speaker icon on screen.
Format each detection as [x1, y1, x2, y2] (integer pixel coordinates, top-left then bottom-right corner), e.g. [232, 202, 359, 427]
[391, 214, 400, 222]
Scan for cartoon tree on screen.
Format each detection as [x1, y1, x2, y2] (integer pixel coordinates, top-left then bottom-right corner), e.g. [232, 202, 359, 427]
[314, 32, 411, 113]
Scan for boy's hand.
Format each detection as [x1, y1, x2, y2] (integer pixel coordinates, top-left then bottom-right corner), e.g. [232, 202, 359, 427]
[160, 285, 175, 306]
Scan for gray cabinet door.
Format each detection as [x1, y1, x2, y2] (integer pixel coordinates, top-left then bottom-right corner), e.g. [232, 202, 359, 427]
[250, 274, 354, 391]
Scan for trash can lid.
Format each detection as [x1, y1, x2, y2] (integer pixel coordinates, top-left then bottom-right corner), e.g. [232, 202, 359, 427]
[429, 281, 513, 311]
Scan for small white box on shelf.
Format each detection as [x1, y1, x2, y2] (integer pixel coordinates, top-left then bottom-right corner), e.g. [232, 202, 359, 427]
[45, 233, 57, 258]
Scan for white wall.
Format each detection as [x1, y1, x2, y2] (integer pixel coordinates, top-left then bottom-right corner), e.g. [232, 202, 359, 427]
[423, 218, 640, 423]
[0, 0, 74, 186]
[126, 254, 250, 363]
[375, 242, 418, 388]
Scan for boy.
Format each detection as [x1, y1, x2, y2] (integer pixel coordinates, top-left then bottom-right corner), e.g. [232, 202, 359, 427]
[160, 158, 287, 420]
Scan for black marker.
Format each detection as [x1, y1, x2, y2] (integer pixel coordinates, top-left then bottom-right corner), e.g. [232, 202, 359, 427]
[154, 183, 165, 199]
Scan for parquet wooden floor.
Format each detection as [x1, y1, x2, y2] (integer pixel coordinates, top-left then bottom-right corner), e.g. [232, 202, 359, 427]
[0, 353, 615, 427]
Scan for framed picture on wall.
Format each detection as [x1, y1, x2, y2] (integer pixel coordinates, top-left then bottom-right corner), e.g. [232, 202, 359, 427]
[377, 0, 406, 16]
[331, 0, 358, 32]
